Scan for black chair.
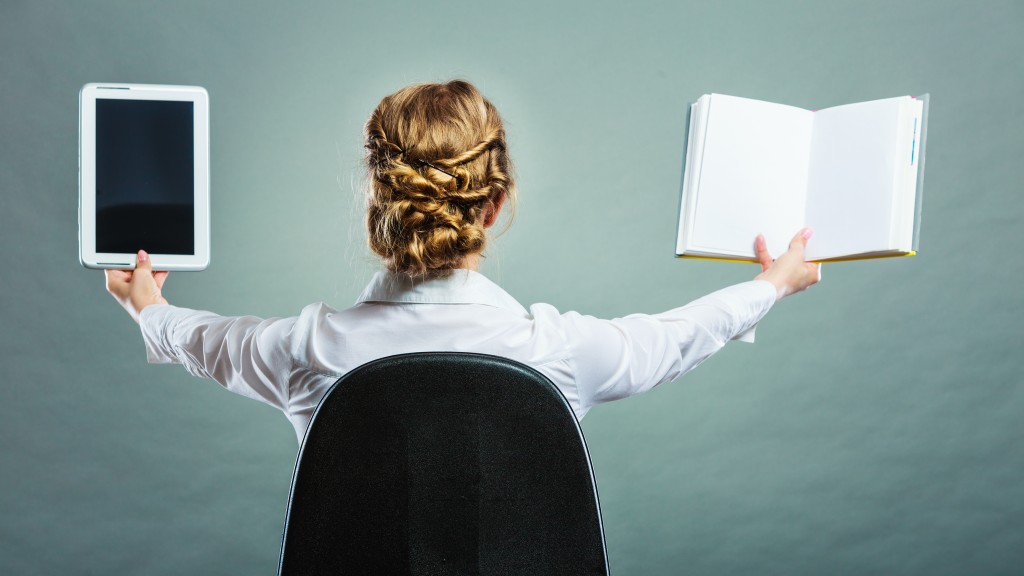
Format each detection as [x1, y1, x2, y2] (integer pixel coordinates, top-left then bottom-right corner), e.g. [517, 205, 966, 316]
[278, 352, 610, 576]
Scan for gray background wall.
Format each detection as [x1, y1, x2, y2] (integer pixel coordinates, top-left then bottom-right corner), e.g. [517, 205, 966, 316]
[2, 0, 1022, 574]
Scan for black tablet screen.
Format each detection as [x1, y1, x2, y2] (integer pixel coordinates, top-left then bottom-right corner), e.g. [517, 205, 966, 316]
[95, 98, 195, 255]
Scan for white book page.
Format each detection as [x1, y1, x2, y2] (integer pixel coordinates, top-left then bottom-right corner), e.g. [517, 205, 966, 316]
[804, 97, 905, 260]
[690, 94, 812, 258]
[676, 99, 705, 254]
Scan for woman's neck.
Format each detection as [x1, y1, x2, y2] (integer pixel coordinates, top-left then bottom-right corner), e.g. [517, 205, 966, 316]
[461, 252, 481, 271]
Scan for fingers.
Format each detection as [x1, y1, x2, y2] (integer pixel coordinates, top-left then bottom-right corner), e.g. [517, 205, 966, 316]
[755, 234, 773, 271]
[104, 268, 131, 297]
[804, 263, 820, 291]
[105, 269, 131, 284]
[153, 270, 170, 289]
[757, 229, 812, 268]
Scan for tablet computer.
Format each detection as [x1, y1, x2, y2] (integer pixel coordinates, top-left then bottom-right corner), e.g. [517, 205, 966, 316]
[79, 83, 210, 270]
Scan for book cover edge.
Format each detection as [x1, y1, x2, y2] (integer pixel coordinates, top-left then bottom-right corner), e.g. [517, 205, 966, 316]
[674, 101, 695, 256]
[912, 93, 929, 252]
[675, 251, 916, 263]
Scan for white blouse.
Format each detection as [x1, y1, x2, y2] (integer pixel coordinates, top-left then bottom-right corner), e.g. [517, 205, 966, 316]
[139, 270, 777, 441]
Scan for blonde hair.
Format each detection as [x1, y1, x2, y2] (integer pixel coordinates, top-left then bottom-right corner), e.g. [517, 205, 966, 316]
[364, 80, 515, 277]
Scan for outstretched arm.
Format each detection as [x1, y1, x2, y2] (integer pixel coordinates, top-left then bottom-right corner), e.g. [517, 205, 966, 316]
[104, 249, 302, 412]
[566, 228, 821, 410]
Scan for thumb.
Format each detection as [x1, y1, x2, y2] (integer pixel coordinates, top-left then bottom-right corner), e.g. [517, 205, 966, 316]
[135, 249, 154, 277]
[128, 249, 167, 314]
[789, 227, 814, 250]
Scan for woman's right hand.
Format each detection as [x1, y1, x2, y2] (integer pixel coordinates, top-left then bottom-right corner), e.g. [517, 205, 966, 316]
[754, 228, 821, 300]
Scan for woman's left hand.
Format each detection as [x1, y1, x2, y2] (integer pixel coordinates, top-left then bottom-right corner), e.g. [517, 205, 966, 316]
[105, 250, 170, 323]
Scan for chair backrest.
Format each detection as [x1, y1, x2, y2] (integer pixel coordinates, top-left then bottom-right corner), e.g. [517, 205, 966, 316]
[278, 352, 609, 576]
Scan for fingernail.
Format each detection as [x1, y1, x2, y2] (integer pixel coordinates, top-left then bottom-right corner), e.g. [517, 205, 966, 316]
[138, 250, 148, 262]
[801, 228, 814, 239]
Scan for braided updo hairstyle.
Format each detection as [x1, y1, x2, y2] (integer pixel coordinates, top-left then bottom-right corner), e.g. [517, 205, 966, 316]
[364, 80, 515, 277]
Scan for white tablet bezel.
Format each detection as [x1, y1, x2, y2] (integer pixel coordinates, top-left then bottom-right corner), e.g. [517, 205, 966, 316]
[79, 83, 210, 270]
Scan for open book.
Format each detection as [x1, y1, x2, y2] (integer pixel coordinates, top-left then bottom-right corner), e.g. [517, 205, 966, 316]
[676, 93, 928, 262]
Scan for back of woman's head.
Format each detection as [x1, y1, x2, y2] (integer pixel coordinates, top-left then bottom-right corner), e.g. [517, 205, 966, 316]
[364, 80, 514, 277]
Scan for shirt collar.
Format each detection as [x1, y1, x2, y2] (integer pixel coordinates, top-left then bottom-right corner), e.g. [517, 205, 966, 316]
[356, 270, 528, 313]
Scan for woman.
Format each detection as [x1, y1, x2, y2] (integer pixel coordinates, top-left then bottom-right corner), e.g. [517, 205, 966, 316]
[106, 80, 820, 441]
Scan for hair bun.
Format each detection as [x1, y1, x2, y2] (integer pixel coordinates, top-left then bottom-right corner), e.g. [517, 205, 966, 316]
[364, 81, 515, 277]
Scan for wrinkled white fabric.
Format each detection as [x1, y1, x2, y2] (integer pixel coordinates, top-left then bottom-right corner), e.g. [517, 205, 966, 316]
[139, 270, 776, 441]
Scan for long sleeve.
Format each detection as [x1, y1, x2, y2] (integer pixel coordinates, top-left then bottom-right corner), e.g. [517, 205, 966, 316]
[131, 273, 777, 435]
[138, 304, 299, 411]
[559, 280, 777, 410]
